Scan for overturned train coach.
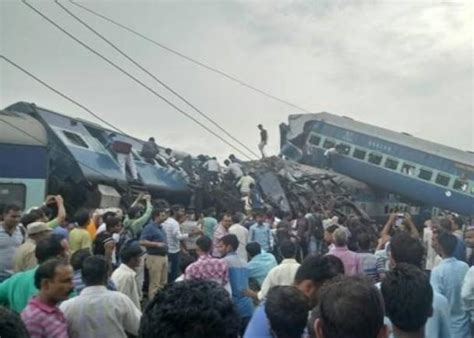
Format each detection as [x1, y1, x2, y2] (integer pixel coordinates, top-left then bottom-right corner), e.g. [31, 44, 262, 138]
[0, 102, 191, 212]
[280, 113, 474, 216]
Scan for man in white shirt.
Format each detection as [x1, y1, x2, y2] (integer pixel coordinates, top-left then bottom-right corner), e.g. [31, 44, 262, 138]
[257, 240, 300, 300]
[229, 214, 249, 263]
[162, 205, 200, 281]
[224, 159, 243, 180]
[111, 243, 143, 310]
[204, 157, 220, 184]
[60, 256, 141, 338]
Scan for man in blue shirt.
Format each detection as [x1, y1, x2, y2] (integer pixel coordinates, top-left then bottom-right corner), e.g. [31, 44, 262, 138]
[249, 212, 272, 252]
[244, 254, 345, 338]
[216, 234, 253, 335]
[431, 232, 470, 338]
[246, 242, 277, 288]
[139, 209, 168, 299]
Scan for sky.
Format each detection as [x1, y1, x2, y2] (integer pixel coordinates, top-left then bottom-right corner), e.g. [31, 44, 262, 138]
[1, 0, 473, 161]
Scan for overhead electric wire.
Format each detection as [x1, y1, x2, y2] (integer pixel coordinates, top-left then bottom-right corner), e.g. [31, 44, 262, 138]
[56, 0, 260, 159]
[69, 0, 315, 115]
[21, 0, 254, 160]
[0, 55, 128, 136]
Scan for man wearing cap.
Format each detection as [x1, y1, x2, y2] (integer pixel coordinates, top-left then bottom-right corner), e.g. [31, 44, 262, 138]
[13, 222, 51, 272]
[111, 243, 144, 309]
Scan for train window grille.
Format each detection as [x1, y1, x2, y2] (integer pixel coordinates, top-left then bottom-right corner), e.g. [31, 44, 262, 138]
[368, 153, 383, 165]
[63, 131, 89, 149]
[435, 174, 450, 187]
[401, 163, 416, 176]
[353, 148, 366, 160]
[337, 143, 351, 155]
[323, 139, 336, 149]
[384, 158, 399, 170]
[309, 135, 321, 147]
[453, 179, 468, 192]
[418, 169, 433, 181]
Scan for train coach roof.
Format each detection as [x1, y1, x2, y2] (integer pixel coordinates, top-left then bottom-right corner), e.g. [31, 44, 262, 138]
[0, 110, 47, 146]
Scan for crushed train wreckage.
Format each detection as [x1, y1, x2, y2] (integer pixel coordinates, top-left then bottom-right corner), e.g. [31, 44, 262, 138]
[187, 156, 374, 225]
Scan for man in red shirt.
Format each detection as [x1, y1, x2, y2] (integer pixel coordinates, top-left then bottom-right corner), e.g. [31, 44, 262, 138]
[185, 236, 228, 288]
[21, 258, 74, 338]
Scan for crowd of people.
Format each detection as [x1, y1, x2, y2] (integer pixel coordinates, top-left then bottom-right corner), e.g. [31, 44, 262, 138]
[0, 193, 473, 338]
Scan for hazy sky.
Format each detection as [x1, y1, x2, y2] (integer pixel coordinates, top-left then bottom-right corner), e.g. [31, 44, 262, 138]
[1, 0, 472, 160]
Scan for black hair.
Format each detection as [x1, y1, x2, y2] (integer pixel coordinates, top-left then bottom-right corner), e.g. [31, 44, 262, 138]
[179, 254, 196, 274]
[139, 280, 240, 338]
[74, 208, 90, 228]
[0, 306, 29, 338]
[3, 204, 21, 215]
[381, 263, 433, 332]
[438, 218, 452, 233]
[196, 236, 213, 253]
[265, 286, 310, 338]
[279, 240, 297, 259]
[452, 216, 464, 227]
[120, 244, 143, 264]
[318, 276, 385, 338]
[246, 242, 261, 258]
[231, 213, 242, 224]
[204, 207, 216, 217]
[390, 232, 424, 268]
[170, 204, 185, 216]
[294, 254, 344, 284]
[21, 209, 46, 227]
[128, 205, 143, 220]
[151, 208, 165, 221]
[224, 159, 230, 165]
[105, 215, 121, 231]
[149, 137, 155, 142]
[35, 234, 65, 264]
[34, 258, 70, 289]
[326, 224, 339, 234]
[70, 248, 92, 271]
[220, 234, 239, 252]
[81, 255, 110, 286]
[437, 232, 458, 257]
[102, 211, 117, 224]
[357, 232, 371, 251]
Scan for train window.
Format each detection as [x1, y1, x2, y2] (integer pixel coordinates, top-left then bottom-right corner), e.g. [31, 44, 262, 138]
[368, 153, 383, 165]
[63, 131, 89, 148]
[435, 174, 450, 187]
[308, 135, 321, 147]
[322, 139, 336, 149]
[418, 168, 433, 181]
[0, 183, 26, 208]
[337, 143, 351, 155]
[453, 179, 468, 192]
[384, 158, 399, 170]
[401, 163, 416, 176]
[353, 148, 366, 160]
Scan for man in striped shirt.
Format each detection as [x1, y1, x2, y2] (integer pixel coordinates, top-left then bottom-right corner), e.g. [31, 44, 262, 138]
[21, 258, 74, 338]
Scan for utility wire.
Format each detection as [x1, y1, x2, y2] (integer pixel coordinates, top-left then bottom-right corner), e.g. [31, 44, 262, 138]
[22, 0, 254, 160]
[69, 0, 315, 115]
[1, 55, 128, 136]
[56, 0, 260, 159]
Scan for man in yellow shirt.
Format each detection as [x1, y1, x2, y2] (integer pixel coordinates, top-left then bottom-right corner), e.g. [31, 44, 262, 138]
[69, 209, 92, 254]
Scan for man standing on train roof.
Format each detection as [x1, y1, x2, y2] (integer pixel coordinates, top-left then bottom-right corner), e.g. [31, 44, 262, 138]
[229, 154, 243, 164]
[106, 133, 139, 181]
[141, 137, 159, 164]
[258, 124, 268, 158]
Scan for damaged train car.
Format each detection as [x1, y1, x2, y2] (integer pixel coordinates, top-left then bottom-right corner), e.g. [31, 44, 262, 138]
[280, 113, 474, 216]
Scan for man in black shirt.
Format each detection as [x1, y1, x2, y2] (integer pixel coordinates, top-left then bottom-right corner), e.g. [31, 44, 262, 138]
[93, 215, 122, 262]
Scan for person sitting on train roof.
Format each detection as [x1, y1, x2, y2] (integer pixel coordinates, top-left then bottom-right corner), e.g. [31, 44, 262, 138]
[141, 137, 159, 164]
[106, 133, 139, 181]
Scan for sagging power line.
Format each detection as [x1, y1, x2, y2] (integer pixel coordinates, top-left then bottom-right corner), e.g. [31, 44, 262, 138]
[68, 0, 315, 115]
[21, 0, 255, 160]
[55, 0, 260, 159]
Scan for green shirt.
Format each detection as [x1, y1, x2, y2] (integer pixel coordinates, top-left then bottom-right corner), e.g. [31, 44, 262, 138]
[0, 267, 38, 313]
[69, 228, 92, 254]
[203, 217, 218, 238]
[123, 200, 152, 238]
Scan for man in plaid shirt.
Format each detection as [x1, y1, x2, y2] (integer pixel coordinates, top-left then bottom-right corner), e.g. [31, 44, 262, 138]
[184, 236, 229, 288]
[21, 258, 74, 338]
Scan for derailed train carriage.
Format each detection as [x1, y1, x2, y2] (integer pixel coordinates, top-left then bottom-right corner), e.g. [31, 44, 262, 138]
[0, 101, 190, 212]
